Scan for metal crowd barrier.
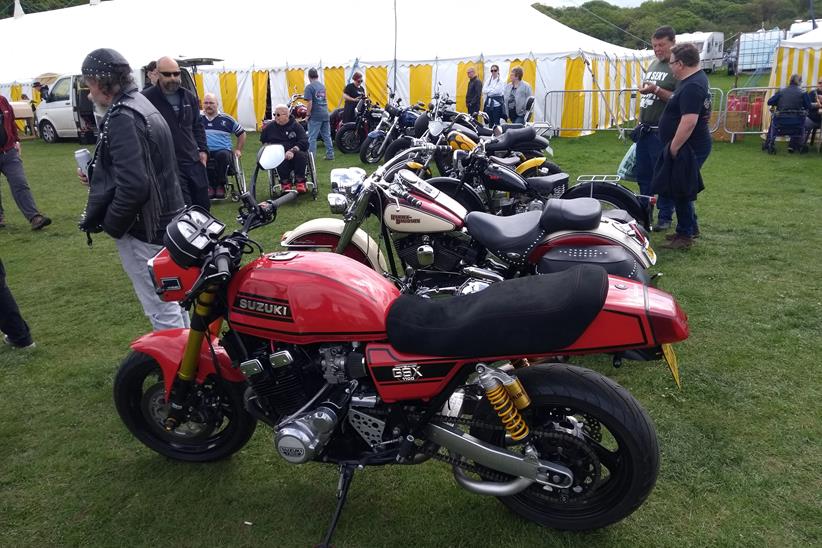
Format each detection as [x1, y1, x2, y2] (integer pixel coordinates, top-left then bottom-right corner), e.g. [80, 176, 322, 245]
[722, 87, 779, 139]
[541, 87, 724, 135]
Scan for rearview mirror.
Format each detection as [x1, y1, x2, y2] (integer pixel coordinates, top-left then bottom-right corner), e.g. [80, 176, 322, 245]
[258, 144, 285, 170]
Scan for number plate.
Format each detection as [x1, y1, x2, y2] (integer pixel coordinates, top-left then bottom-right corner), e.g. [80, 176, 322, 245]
[661, 343, 681, 388]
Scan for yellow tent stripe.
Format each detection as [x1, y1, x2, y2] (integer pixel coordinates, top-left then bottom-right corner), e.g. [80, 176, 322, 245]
[604, 58, 613, 128]
[560, 57, 585, 137]
[194, 73, 204, 102]
[591, 58, 600, 129]
[366, 66, 388, 107]
[456, 61, 483, 113]
[219, 72, 239, 120]
[252, 70, 268, 130]
[324, 67, 345, 111]
[285, 69, 305, 99]
[409, 64, 432, 107]
[10, 84, 24, 131]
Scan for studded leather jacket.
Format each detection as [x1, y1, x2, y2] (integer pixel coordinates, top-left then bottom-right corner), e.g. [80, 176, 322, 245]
[81, 85, 184, 244]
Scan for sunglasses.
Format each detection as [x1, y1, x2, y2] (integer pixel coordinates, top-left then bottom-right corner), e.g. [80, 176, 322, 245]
[160, 71, 181, 77]
[491, 68, 498, 72]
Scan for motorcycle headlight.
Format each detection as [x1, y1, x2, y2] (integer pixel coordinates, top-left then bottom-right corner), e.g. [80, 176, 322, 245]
[163, 206, 225, 267]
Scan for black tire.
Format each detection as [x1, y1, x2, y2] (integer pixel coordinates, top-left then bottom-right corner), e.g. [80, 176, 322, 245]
[384, 136, 414, 161]
[359, 134, 387, 164]
[39, 120, 59, 144]
[434, 148, 453, 176]
[520, 160, 563, 179]
[563, 182, 649, 230]
[470, 363, 659, 531]
[335, 124, 363, 154]
[113, 351, 256, 462]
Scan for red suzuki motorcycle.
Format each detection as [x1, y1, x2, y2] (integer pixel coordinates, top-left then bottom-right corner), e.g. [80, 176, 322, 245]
[113, 147, 688, 546]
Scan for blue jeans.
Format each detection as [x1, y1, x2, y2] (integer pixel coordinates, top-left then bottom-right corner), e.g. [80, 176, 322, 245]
[308, 118, 334, 159]
[673, 145, 711, 237]
[484, 97, 504, 126]
[634, 131, 674, 224]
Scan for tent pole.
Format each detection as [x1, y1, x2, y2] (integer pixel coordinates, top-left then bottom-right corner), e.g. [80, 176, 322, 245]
[580, 50, 619, 136]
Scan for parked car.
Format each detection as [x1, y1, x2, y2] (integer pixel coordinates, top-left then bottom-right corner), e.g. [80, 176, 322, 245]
[36, 57, 213, 144]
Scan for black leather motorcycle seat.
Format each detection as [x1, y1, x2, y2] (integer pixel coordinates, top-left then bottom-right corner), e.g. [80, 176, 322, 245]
[386, 264, 608, 358]
[500, 123, 525, 132]
[485, 127, 537, 152]
[526, 173, 569, 194]
[476, 126, 494, 137]
[465, 210, 544, 256]
[489, 155, 521, 167]
[540, 198, 601, 232]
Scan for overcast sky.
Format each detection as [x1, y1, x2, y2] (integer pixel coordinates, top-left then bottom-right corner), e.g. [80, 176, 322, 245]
[538, 0, 650, 7]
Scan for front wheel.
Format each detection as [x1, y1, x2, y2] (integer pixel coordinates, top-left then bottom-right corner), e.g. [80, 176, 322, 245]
[469, 363, 659, 531]
[39, 120, 59, 144]
[113, 351, 256, 462]
[384, 136, 414, 161]
[359, 134, 387, 164]
[335, 123, 363, 154]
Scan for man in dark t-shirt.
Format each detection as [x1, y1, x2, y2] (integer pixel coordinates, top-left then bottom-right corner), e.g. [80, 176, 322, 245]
[658, 43, 712, 250]
[342, 72, 365, 123]
[806, 79, 822, 139]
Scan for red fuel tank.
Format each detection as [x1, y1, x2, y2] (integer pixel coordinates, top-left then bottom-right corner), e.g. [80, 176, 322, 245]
[226, 251, 400, 344]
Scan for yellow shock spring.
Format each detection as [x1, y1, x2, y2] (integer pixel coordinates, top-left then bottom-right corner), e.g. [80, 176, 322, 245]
[486, 383, 530, 441]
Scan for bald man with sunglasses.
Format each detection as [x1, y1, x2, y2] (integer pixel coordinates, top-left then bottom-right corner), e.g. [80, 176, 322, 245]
[143, 57, 210, 210]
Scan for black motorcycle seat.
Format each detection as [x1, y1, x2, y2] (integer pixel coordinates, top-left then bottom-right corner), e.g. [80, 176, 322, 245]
[465, 210, 544, 257]
[386, 264, 608, 358]
[526, 173, 570, 195]
[540, 198, 601, 232]
[451, 124, 479, 142]
[485, 127, 537, 152]
[489, 155, 521, 167]
[476, 126, 495, 137]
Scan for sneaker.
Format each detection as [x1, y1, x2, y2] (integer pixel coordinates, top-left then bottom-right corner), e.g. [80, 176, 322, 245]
[324, 156, 335, 161]
[652, 221, 671, 232]
[661, 234, 693, 249]
[295, 180, 307, 193]
[3, 334, 36, 349]
[281, 181, 293, 192]
[208, 187, 216, 199]
[215, 186, 226, 199]
[30, 214, 52, 230]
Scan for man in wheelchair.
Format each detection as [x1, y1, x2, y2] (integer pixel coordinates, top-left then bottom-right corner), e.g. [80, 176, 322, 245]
[260, 104, 310, 193]
[202, 93, 246, 199]
[765, 74, 812, 153]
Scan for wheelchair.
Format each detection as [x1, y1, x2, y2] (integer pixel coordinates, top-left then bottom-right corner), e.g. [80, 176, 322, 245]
[250, 147, 318, 201]
[206, 151, 248, 202]
[763, 108, 808, 154]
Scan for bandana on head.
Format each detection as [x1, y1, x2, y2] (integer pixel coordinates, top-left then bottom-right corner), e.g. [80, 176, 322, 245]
[82, 48, 131, 79]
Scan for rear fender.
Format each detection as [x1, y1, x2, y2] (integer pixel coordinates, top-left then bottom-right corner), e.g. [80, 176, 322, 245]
[281, 217, 388, 272]
[130, 328, 245, 398]
[515, 157, 546, 176]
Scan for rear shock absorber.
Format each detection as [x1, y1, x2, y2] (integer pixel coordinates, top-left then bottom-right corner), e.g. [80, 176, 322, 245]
[476, 364, 531, 441]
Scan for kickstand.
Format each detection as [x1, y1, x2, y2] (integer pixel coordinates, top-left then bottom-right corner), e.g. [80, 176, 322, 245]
[316, 463, 357, 548]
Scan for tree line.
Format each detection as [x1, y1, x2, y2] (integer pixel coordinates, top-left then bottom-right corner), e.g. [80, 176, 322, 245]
[533, 0, 822, 49]
[2, 0, 99, 19]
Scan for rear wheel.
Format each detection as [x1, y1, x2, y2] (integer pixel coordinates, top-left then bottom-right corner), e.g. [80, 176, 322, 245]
[113, 351, 256, 462]
[384, 136, 414, 161]
[470, 364, 659, 531]
[39, 120, 59, 143]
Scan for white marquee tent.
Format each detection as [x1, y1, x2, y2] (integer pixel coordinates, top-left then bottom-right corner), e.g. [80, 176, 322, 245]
[1, 0, 652, 133]
[769, 26, 822, 90]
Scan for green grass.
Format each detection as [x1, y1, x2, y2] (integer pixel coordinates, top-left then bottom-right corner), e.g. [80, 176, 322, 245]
[1, 133, 821, 548]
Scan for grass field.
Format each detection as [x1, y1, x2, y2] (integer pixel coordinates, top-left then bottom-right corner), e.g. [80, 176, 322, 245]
[1, 129, 820, 547]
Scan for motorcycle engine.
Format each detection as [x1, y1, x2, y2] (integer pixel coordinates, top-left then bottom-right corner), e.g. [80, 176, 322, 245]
[275, 385, 353, 464]
[394, 232, 479, 272]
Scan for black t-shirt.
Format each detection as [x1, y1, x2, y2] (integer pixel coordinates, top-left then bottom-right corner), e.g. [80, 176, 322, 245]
[658, 70, 712, 152]
[343, 83, 364, 122]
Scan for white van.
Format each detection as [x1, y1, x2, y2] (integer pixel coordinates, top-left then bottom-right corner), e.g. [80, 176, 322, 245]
[676, 32, 725, 72]
[35, 58, 214, 144]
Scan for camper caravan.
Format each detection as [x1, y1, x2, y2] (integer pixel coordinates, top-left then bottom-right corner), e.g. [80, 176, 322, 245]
[676, 32, 724, 72]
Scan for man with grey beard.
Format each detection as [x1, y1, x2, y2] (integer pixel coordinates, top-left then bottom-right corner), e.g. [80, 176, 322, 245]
[143, 57, 210, 210]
